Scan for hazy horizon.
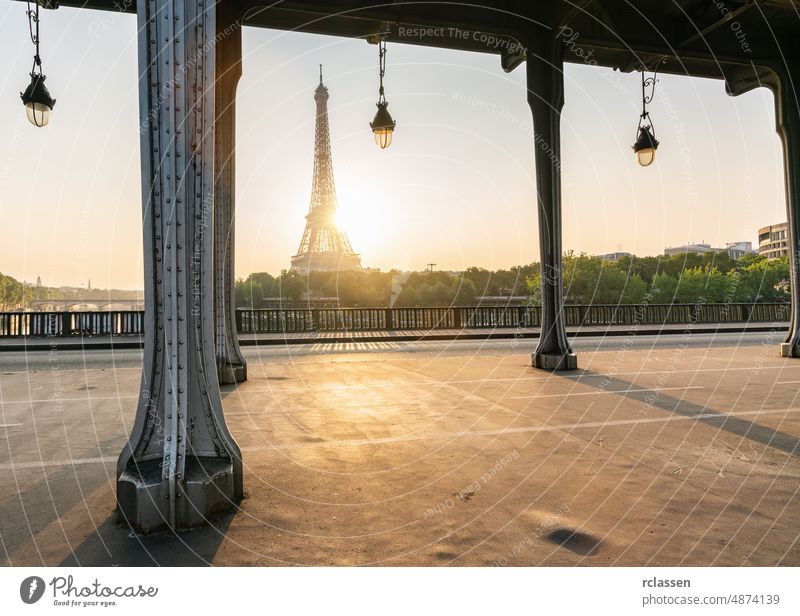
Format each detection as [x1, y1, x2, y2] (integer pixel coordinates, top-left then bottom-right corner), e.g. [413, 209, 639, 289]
[11, 244, 780, 293]
[0, 5, 788, 289]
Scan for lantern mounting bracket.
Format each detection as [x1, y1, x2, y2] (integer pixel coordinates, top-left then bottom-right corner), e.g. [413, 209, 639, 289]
[636, 57, 668, 142]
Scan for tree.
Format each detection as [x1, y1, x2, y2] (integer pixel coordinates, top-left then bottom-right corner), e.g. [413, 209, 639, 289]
[649, 272, 678, 303]
[734, 257, 790, 302]
[235, 278, 264, 308]
[249, 272, 278, 297]
[278, 270, 307, 305]
[616, 254, 662, 286]
[454, 278, 478, 305]
[0, 273, 25, 310]
[674, 267, 723, 303]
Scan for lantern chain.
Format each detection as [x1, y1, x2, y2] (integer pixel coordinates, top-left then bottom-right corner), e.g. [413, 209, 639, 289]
[378, 38, 387, 104]
[26, 0, 43, 76]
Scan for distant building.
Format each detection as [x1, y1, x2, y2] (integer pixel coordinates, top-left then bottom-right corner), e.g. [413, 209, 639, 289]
[596, 252, 631, 261]
[758, 223, 788, 259]
[664, 243, 718, 256]
[36, 275, 41, 287]
[664, 242, 752, 260]
[725, 241, 753, 260]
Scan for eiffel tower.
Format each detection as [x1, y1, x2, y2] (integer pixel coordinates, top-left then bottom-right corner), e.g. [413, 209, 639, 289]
[291, 67, 362, 274]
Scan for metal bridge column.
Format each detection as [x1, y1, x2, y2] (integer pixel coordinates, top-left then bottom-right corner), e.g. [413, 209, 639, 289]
[214, 0, 247, 384]
[117, 0, 243, 532]
[775, 61, 800, 358]
[523, 28, 577, 370]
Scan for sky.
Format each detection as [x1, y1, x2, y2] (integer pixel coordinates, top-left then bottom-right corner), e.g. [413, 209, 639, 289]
[0, 4, 789, 290]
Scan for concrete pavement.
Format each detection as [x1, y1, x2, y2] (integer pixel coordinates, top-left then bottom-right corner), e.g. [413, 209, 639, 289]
[0, 333, 798, 565]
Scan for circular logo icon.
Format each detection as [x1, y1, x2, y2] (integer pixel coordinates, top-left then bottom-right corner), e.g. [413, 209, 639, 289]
[20, 576, 46, 604]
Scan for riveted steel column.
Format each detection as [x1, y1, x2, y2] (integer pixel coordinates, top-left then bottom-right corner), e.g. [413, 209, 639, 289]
[775, 61, 800, 358]
[117, 0, 243, 532]
[214, 1, 246, 384]
[524, 31, 576, 371]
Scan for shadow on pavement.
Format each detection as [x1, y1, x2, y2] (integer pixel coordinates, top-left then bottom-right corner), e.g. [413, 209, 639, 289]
[60, 510, 236, 566]
[560, 372, 800, 457]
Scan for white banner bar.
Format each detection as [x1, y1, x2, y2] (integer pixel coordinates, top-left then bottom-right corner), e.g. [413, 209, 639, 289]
[1, 567, 797, 615]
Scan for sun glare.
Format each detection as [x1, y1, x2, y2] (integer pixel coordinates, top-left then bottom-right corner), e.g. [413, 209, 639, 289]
[335, 192, 387, 258]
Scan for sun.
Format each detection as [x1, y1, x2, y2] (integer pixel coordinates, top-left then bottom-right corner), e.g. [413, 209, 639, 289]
[334, 192, 387, 258]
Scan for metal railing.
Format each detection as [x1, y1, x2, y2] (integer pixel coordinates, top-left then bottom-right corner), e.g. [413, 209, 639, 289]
[0, 303, 790, 338]
[238, 302, 791, 332]
[0, 310, 145, 337]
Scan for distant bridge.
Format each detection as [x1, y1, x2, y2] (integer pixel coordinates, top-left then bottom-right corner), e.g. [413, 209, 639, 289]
[27, 299, 145, 311]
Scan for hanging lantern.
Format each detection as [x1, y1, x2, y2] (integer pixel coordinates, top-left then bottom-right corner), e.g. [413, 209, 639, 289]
[369, 37, 396, 149]
[21, 0, 56, 127]
[21, 73, 55, 127]
[632, 124, 659, 167]
[370, 101, 396, 149]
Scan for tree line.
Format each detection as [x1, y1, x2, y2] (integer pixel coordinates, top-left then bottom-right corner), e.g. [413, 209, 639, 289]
[0, 273, 27, 310]
[4, 250, 788, 311]
[0, 273, 57, 309]
[235, 252, 791, 308]
[4, 251, 787, 311]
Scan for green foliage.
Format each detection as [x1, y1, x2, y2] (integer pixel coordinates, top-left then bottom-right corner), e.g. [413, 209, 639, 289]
[734, 256, 791, 302]
[649, 272, 678, 303]
[234, 267, 522, 308]
[234, 277, 263, 308]
[617, 251, 739, 285]
[231, 253, 791, 308]
[560, 251, 648, 304]
[0, 273, 25, 309]
[0, 272, 53, 309]
[630, 253, 790, 305]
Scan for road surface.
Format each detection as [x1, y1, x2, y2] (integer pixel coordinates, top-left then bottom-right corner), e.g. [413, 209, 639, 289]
[0, 331, 784, 372]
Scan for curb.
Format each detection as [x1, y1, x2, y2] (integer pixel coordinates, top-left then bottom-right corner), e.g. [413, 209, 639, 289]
[0, 324, 788, 352]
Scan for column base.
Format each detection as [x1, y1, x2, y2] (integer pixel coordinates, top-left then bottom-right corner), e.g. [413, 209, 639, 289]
[117, 456, 239, 532]
[780, 343, 799, 358]
[532, 352, 578, 371]
[218, 361, 247, 385]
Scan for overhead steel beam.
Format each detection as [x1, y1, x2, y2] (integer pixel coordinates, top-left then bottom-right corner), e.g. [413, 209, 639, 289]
[23, 1, 790, 85]
[679, 0, 757, 48]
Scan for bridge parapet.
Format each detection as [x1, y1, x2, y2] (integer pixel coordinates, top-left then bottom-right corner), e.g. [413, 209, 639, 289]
[0, 303, 790, 338]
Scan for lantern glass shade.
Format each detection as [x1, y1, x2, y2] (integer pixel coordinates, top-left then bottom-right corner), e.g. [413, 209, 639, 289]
[21, 74, 56, 128]
[632, 125, 659, 167]
[636, 147, 656, 167]
[25, 102, 52, 127]
[370, 101, 396, 150]
[373, 128, 393, 149]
